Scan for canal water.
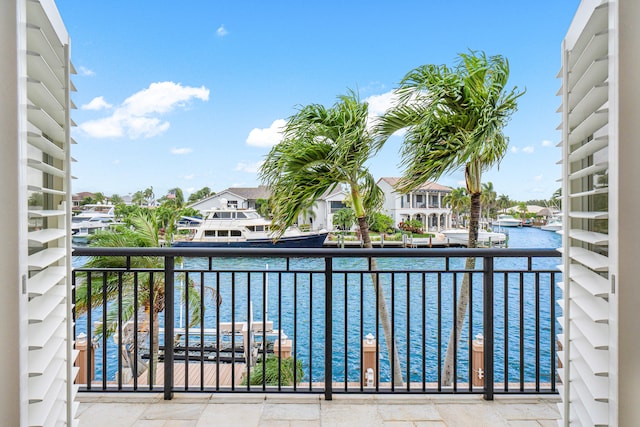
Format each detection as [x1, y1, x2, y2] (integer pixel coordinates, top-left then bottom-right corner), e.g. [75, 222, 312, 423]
[75, 226, 562, 386]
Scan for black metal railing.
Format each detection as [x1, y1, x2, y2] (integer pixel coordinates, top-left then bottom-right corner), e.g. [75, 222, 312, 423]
[72, 247, 560, 400]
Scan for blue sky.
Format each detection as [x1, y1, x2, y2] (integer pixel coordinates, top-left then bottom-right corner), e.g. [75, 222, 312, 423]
[57, 0, 580, 201]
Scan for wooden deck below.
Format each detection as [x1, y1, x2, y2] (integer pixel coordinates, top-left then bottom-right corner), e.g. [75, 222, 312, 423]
[122, 362, 247, 387]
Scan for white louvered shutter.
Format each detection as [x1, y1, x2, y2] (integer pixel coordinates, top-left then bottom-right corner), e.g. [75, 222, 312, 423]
[558, 2, 610, 426]
[25, 1, 76, 425]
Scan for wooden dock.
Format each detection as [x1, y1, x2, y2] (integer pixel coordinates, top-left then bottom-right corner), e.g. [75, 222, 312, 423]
[121, 362, 247, 388]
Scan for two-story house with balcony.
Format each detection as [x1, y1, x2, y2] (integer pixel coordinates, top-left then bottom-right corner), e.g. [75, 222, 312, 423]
[377, 177, 453, 232]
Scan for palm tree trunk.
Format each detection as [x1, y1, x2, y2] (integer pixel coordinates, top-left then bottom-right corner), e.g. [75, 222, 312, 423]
[357, 216, 404, 387]
[441, 192, 481, 385]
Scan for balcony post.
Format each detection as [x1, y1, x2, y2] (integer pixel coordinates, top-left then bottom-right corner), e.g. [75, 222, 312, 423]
[483, 256, 494, 400]
[324, 257, 333, 401]
[164, 256, 175, 400]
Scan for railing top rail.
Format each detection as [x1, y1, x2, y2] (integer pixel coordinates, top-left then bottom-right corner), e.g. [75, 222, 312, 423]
[73, 246, 560, 259]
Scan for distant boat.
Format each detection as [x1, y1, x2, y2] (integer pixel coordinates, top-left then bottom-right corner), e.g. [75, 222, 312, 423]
[493, 214, 522, 227]
[171, 206, 328, 248]
[440, 229, 507, 247]
[72, 204, 116, 242]
[540, 215, 562, 232]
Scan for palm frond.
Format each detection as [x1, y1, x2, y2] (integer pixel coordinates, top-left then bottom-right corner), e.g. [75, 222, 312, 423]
[259, 91, 383, 237]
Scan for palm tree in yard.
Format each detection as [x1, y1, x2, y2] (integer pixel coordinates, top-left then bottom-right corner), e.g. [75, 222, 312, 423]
[259, 91, 404, 386]
[377, 51, 523, 385]
[443, 187, 469, 228]
[481, 182, 497, 223]
[74, 213, 218, 383]
[497, 194, 511, 213]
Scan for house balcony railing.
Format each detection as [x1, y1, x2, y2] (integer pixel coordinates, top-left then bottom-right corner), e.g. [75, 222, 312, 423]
[72, 247, 560, 401]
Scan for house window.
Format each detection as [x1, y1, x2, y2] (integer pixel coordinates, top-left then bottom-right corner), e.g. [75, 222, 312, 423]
[330, 201, 346, 213]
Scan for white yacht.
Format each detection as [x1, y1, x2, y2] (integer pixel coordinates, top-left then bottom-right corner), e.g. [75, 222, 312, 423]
[540, 215, 563, 232]
[493, 214, 522, 227]
[71, 204, 116, 242]
[440, 229, 507, 247]
[172, 206, 328, 248]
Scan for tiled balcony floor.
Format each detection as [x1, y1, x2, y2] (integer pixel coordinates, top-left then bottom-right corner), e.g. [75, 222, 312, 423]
[77, 393, 560, 426]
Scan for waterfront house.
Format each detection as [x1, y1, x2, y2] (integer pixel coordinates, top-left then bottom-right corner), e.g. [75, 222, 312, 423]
[296, 185, 349, 231]
[377, 177, 453, 232]
[188, 186, 271, 212]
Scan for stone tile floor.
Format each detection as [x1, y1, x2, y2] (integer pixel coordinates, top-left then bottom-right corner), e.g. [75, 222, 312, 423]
[77, 393, 560, 426]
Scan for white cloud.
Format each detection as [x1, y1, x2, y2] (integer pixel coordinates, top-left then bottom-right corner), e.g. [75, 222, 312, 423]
[171, 147, 193, 155]
[365, 91, 396, 116]
[246, 119, 286, 147]
[216, 25, 228, 37]
[457, 180, 466, 187]
[81, 96, 112, 111]
[534, 174, 543, 182]
[510, 146, 519, 153]
[522, 146, 535, 154]
[79, 81, 210, 139]
[185, 187, 195, 194]
[235, 161, 264, 173]
[122, 82, 209, 116]
[365, 90, 406, 134]
[541, 139, 553, 147]
[79, 66, 95, 76]
[184, 174, 195, 180]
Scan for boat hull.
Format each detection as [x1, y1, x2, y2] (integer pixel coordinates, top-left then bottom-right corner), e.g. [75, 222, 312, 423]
[171, 232, 328, 248]
[440, 229, 507, 247]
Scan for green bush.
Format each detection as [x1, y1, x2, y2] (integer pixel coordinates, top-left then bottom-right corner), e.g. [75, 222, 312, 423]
[368, 212, 394, 233]
[242, 356, 304, 386]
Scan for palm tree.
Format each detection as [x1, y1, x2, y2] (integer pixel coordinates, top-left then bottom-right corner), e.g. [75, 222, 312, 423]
[166, 187, 185, 209]
[93, 192, 106, 204]
[110, 193, 124, 205]
[259, 91, 404, 386]
[550, 188, 561, 210]
[333, 207, 356, 231]
[377, 51, 523, 385]
[143, 186, 155, 206]
[481, 182, 497, 223]
[518, 201, 528, 221]
[443, 187, 469, 228]
[132, 191, 146, 206]
[74, 213, 217, 383]
[497, 194, 511, 213]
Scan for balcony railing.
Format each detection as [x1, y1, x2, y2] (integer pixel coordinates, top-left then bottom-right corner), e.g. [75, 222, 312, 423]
[72, 247, 560, 401]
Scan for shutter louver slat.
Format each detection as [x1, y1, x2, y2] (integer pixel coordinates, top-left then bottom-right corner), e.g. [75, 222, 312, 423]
[28, 286, 66, 324]
[27, 158, 66, 178]
[28, 184, 66, 196]
[568, 229, 609, 246]
[572, 338, 608, 376]
[568, 247, 609, 271]
[28, 228, 65, 245]
[28, 266, 66, 297]
[27, 248, 66, 270]
[569, 263, 609, 298]
[29, 310, 65, 350]
[28, 335, 65, 376]
[27, 103, 64, 142]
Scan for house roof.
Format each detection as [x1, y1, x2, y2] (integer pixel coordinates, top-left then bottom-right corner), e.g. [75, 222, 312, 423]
[72, 192, 95, 201]
[222, 186, 271, 200]
[378, 177, 452, 193]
